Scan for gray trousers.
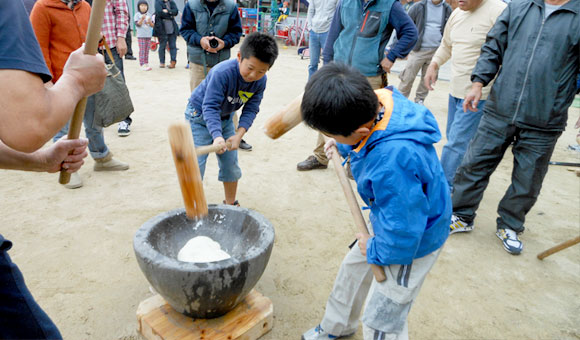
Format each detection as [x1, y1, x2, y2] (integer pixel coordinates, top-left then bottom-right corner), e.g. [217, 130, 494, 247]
[452, 113, 562, 233]
[397, 49, 437, 102]
[320, 243, 441, 339]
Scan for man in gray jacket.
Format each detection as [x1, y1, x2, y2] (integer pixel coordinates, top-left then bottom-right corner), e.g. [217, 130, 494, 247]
[450, 0, 580, 255]
[398, 0, 451, 104]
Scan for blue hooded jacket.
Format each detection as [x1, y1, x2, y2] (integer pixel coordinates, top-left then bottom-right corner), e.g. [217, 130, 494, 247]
[338, 87, 450, 265]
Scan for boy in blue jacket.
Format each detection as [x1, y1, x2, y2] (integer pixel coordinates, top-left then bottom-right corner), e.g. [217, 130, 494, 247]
[185, 32, 278, 206]
[300, 63, 451, 340]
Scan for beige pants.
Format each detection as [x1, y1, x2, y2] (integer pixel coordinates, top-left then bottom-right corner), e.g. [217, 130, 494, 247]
[189, 62, 212, 92]
[397, 49, 437, 102]
[312, 75, 384, 163]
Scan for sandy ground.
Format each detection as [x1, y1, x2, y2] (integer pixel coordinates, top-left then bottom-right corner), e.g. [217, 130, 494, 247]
[2, 37, 579, 340]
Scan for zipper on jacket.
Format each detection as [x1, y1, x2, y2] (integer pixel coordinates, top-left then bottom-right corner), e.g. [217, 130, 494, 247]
[348, 0, 374, 66]
[512, 15, 545, 124]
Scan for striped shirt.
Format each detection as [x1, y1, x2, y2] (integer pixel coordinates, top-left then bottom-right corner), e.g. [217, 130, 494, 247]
[101, 0, 129, 48]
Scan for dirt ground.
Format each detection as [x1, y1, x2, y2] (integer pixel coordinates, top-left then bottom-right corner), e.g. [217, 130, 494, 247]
[1, 37, 579, 340]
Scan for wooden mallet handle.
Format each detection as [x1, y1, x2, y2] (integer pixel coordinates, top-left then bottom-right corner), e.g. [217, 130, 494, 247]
[537, 236, 580, 260]
[168, 123, 208, 219]
[324, 137, 387, 282]
[195, 141, 233, 156]
[58, 0, 107, 184]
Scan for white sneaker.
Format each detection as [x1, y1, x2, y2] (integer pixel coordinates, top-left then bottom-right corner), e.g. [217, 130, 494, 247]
[118, 121, 130, 137]
[302, 325, 354, 340]
[140, 64, 152, 71]
[496, 228, 523, 255]
[63, 172, 83, 189]
[450, 214, 474, 234]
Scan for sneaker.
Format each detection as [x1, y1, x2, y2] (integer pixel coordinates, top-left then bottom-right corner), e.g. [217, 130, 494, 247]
[125, 55, 136, 60]
[496, 228, 523, 255]
[159, 63, 165, 68]
[450, 214, 474, 234]
[239, 139, 252, 151]
[63, 172, 83, 189]
[185, 63, 190, 69]
[222, 200, 240, 207]
[297, 155, 328, 171]
[140, 64, 152, 71]
[93, 153, 129, 171]
[415, 99, 424, 105]
[302, 325, 353, 340]
[118, 121, 131, 137]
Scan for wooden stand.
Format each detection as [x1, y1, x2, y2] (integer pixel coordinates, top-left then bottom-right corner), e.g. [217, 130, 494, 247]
[136, 290, 273, 340]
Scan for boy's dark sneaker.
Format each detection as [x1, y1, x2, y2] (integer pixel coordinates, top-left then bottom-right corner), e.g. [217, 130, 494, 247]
[239, 139, 252, 151]
[450, 214, 474, 234]
[496, 228, 523, 255]
[297, 155, 327, 171]
[125, 55, 136, 60]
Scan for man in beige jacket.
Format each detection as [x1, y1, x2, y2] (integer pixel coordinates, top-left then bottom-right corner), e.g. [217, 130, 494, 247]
[424, 0, 505, 201]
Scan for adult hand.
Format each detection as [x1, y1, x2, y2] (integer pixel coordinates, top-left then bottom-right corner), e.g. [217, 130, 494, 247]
[163, 8, 168, 13]
[61, 45, 107, 96]
[200, 36, 212, 51]
[39, 137, 89, 173]
[380, 57, 394, 73]
[323, 137, 337, 160]
[116, 36, 128, 58]
[213, 136, 227, 154]
[463, 82, 484, 112]
[355, 233, 370, 257]
[424, 62, 438, 91]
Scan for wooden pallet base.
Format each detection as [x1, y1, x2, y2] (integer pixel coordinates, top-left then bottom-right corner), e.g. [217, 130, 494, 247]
[136, 290, 273, 340]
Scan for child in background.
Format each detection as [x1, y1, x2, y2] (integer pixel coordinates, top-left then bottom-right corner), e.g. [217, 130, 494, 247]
[300, 63, 450, 340]
[184, 33, 278, 206]
[135, 0, 154, 71]
[278, 1, 290, 22]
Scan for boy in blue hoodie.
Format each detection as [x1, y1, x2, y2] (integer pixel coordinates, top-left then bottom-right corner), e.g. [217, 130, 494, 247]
[300, 63, 451, 340]
[185, 32, 278, 206]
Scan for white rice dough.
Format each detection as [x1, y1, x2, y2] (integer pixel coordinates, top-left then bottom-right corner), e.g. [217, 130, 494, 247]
[177, 236, 231, 263]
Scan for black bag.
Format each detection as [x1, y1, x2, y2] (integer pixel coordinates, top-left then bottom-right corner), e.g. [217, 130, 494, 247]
[93, 39, 134, 128]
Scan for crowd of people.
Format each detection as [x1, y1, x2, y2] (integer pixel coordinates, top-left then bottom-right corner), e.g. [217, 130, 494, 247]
[1, 0, 579, 339]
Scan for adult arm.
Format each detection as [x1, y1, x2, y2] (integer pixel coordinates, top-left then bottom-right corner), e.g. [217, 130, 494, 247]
[430, 10, 455, 68]
[29, 3, 52, 76]
[113, 0, 129, 56]
[322, 0, 342, 64]
[180, 3, 203, 46]
[221, 5, 243, 49]
[307, 0, 315, 28]
[0, 138, 88, 173]
[470, 4, 510, 86]
[385, 1, 418, 63]
[364, 147, 429, 265]
[0, 48, 106, 153]
[169, 1, 179, 16]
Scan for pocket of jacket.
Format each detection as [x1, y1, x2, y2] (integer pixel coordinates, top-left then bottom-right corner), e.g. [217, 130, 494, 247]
[358, 11, 382, 38]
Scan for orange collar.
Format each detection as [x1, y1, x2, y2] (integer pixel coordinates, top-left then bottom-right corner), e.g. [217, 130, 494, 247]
[354, 89, 394, 153]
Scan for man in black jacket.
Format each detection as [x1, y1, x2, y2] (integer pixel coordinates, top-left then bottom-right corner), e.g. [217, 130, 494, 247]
[398, 0, 451, 104]
[450, 0, 580, 255]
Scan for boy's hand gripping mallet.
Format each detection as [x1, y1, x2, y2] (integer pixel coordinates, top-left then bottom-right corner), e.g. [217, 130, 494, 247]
[58, 0, 107, 185]
[324, 137, 387, 283]
[168, 123, 208, 219]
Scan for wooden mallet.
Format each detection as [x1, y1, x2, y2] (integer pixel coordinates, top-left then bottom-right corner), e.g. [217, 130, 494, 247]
[263, 93, 304, 140]
[168, 123, 208, 219]
[324, 136, 387, 283]
[58, 0, 107, 185]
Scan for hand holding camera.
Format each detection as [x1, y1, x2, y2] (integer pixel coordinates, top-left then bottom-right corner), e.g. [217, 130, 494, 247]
[201, 32, 225, 53]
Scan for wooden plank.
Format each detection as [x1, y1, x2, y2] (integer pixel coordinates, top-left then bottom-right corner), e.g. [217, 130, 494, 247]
[137, 290, 273, 340]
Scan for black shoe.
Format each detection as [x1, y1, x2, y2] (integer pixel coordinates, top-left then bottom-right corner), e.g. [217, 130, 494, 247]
[239, 139, 252, 151]
[125, 55, 136, 60]
[297, 155, 328, 171]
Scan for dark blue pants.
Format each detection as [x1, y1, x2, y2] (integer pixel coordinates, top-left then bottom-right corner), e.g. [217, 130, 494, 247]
[158, 33, 177, 64]
[0, 235, 62, 339]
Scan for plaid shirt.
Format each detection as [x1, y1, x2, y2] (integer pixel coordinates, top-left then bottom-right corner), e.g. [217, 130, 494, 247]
[101, 0, 128, 48]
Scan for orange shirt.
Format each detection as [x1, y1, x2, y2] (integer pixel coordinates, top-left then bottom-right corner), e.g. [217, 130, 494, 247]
[30, 0, 90, 82]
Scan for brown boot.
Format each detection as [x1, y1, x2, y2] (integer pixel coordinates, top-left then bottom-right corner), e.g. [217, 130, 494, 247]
[297, 155, 328, 171]
[168, 61, 176, 69]
[93, 152, 129, 171]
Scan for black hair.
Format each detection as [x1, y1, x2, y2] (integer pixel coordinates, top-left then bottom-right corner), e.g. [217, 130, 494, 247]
[137, 0, 149, 12]
[239, 32, 279, 67]
[301, 63, 379, 137]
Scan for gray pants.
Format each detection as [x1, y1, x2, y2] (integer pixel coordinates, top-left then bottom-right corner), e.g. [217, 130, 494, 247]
[397, 49, 436, 102]
[320, 243, 441, 339]
[453, 113, 562, 233]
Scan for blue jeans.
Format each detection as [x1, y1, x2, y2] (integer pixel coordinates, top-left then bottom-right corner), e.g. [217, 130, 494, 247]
[185, 107, 242, 182]
[308, 30, 328, 79]
[53, 95, 109, 159]
[158, 33, 177, 64]
[0, 235, 62, 340]
[440, 95, 485, 188]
